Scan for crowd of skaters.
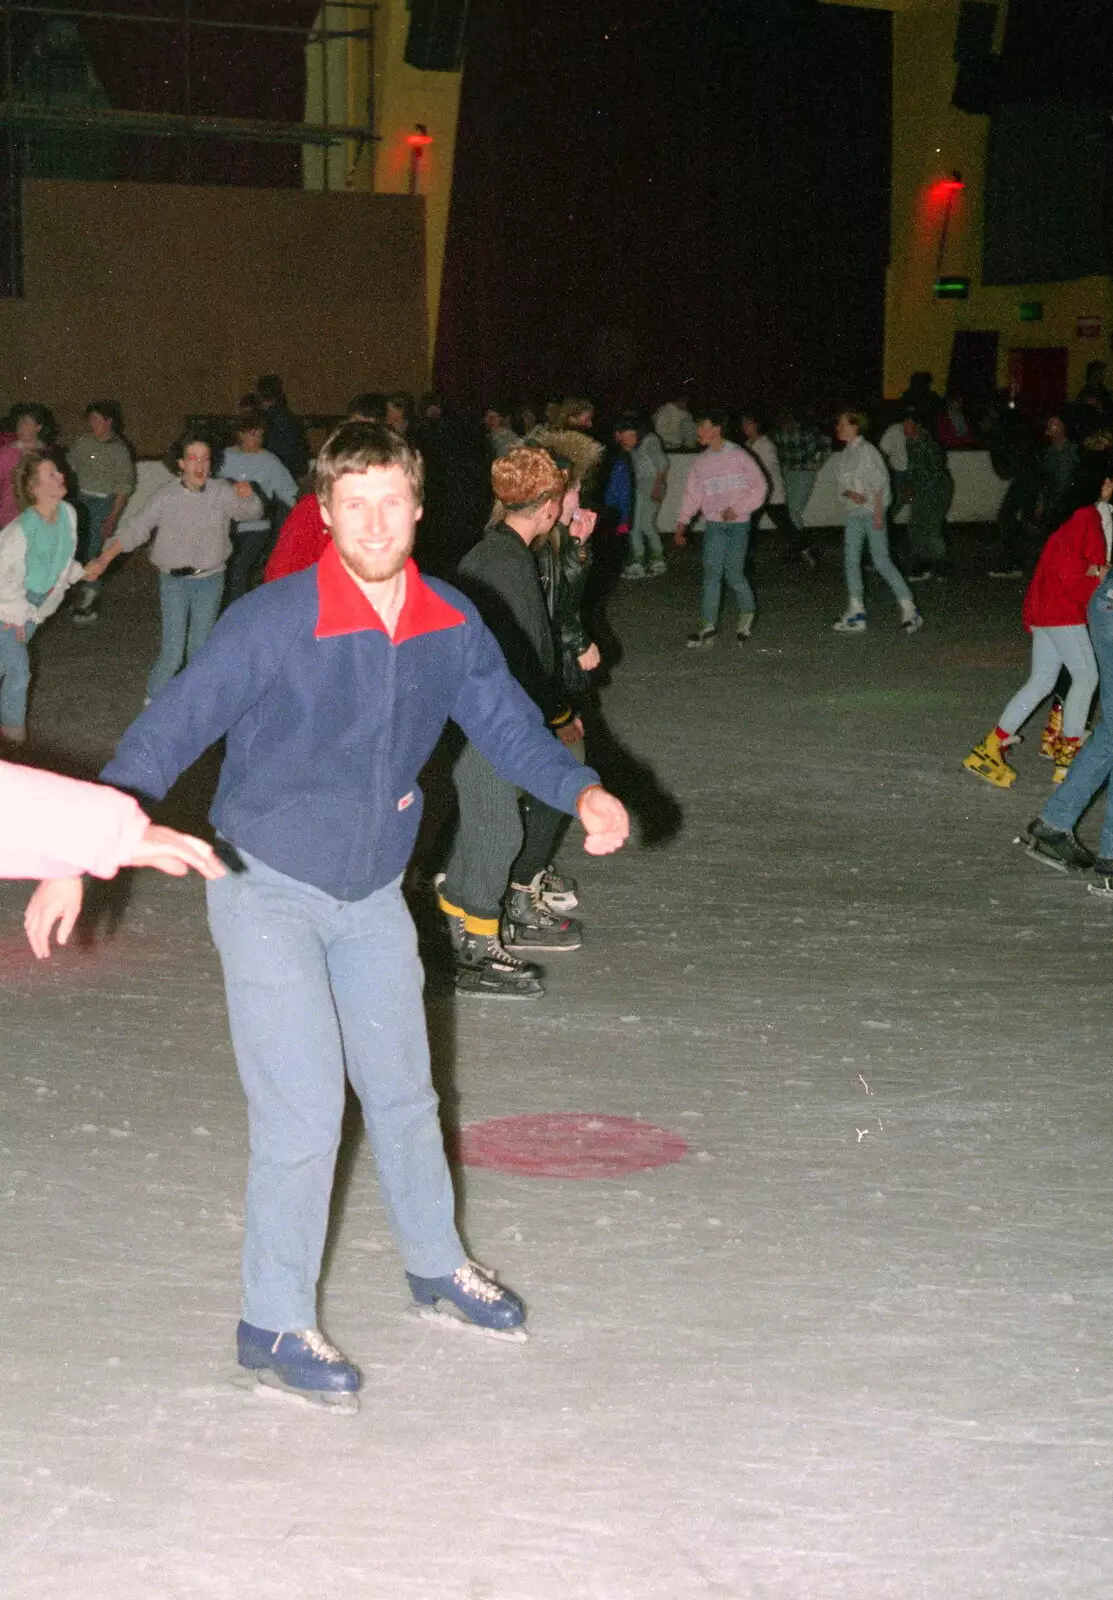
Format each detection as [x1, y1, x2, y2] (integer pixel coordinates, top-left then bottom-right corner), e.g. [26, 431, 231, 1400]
[6, 355, 1113, 1406]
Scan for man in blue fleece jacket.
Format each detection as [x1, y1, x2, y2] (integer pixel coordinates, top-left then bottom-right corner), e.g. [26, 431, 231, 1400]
[100, 422, 629, 1410]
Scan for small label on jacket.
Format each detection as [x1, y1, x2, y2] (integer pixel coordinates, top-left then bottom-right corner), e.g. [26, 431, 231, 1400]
[397, 791, 415, 811]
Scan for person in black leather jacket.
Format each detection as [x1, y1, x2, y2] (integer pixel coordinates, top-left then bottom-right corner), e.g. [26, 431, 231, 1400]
[438, 447, 585, 997]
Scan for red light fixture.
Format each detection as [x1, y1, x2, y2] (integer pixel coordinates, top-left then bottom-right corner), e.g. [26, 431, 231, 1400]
[406, 124, 433, 194]
[932, 170, 964, 282]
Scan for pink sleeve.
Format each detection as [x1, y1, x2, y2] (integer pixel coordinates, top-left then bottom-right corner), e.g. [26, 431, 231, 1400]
[0, 762, 150, 880]
[740, 453, 770, 516]
[0, 443, 20, 528]
[677, 458, 704, 526]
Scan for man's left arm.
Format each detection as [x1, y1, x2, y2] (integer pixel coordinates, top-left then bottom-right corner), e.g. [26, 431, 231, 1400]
[450, 615, 628, 853]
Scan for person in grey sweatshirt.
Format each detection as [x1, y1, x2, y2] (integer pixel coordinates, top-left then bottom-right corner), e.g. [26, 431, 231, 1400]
[83, 429, 261, 699]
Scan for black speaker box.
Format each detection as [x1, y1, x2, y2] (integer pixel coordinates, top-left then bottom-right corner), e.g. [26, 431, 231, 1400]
[952, 55, 1001, 114]
[954, 1, 997, 63]
[404, 0, 469, 72]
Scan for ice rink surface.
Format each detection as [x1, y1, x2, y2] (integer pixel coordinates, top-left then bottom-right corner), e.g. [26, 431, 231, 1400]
[3, 536, 1112, 1599]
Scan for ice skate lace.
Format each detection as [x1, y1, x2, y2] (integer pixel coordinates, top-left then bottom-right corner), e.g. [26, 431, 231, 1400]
[485, 934, 531, 970]
[522, 882, 564, 925]
[454, 1260, 504, 1303]
[280, 1327, 346, 1364]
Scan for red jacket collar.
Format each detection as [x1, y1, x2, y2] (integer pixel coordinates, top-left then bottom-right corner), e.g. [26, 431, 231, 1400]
[314, 541, 466, 642]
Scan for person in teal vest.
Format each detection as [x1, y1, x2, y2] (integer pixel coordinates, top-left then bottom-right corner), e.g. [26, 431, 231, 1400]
[0, 450, 82, 742]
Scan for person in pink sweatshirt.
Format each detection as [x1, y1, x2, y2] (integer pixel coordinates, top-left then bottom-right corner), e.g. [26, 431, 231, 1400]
[1, 761, 224, 957]
[673, 409, 769, 647]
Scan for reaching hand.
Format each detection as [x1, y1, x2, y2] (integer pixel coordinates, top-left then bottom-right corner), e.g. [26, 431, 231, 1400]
[24, 876, 84, 959]
[577, 642, 601, 672]
[557, 716, 585, 747]
[125, 824, 227, 879]
[234, 480, 256, 500]
[576, 785, 630, 856]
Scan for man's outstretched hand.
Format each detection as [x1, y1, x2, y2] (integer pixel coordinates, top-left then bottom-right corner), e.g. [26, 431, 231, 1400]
[576, 785, 630, 856]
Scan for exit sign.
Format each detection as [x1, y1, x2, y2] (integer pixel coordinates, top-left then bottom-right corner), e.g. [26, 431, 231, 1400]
[1019, 301, 1044, 322]
[933, 277, 970, 300]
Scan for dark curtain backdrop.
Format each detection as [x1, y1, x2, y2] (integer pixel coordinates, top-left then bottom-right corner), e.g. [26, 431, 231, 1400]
[435, 0, 892, 413]
[1000, 0, 1113, 104]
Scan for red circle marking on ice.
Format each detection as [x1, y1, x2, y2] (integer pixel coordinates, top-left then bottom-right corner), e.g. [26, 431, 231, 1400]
[456, 1113, 690, 1179]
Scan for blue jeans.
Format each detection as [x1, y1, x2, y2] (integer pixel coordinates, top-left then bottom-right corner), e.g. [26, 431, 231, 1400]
[206, 852, 464, 1331]
[0, 618, 36, 729]
[628, 495, 664, 567]
[783, 469, 816, 533]
[700, 520, 754, 626]
[1042, 579, 1113, 858]
[149, 571, 225, 698]
[77, 492, 116, 597]
[843, 511, 912, 607]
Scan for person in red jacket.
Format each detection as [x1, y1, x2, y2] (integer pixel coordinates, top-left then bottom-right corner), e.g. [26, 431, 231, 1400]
[964, 473, 1113, 788]
[262, 488, 327, 581]
[262, 395, 384, 582]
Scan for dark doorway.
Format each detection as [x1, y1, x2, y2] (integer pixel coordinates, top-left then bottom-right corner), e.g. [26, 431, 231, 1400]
[947, 330, 1000, 400]
[1007, 346, 1069, 411]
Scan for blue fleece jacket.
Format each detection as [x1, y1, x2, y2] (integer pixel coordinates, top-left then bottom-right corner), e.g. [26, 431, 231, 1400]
[100, 547, 599, 901]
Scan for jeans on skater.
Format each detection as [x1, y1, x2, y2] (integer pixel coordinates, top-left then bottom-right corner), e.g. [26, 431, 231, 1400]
[907, 478, 953, 570]
[784, 469, 816, 536]
[77, 492, 115, 600]
[0, 618, 36, 728]
[206, 852, 464, 1332]
[1041, 581, 1113, 855]
[148, 570, 225, 699]
[998, 625, 1097, 740]
[628, 497, 664, 568]
[700, 519, 754, 626]
[842, 511, 912, 608]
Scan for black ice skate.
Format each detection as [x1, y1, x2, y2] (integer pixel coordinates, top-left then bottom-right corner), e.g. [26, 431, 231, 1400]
[502, 880, 582, 953]
[454, 930, 544, 998]
[1016, 817, 1095, 874]
[236, 1321, 360, 1413]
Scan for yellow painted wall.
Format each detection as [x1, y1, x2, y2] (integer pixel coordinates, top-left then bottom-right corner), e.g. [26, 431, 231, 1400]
[830, 0, 1110, 397]
[363, 0, 463, 366]
[308, 1, 462, 367]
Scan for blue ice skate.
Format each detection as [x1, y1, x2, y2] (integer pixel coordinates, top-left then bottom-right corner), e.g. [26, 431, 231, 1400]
[236, 1321, 360, 1411]
[407, 1260, 528, 1340]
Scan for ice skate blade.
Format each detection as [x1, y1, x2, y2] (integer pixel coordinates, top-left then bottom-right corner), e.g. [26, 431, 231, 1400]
[502, 938, 582, 955]
[1087, 878, 1113, 899]
[244, 1368, 360, 1414]
[410, 1302, 529, 1342]
[453, 982, 544, 1001]
[964, 757, 1016, 788]
[1013, 836, 1070, 873]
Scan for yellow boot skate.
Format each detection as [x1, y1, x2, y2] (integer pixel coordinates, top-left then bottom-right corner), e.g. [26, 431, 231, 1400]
[1040, 698, 1063, 759]
[963, 728, 1018, 788]
[1051, 733, 1083, 785]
